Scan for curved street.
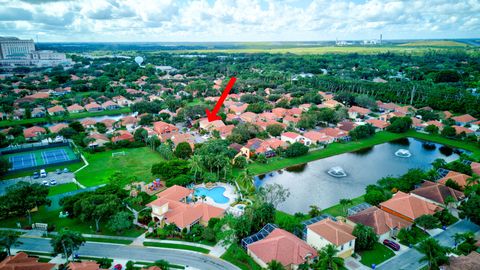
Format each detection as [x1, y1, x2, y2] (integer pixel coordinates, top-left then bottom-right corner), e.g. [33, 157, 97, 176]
[16, 237, 239, 270]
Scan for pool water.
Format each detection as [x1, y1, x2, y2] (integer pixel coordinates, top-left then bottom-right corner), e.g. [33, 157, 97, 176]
[194, 187, 229, 204]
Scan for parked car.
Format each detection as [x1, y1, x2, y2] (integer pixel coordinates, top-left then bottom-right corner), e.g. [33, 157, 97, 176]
[42, 180, 49, 186]
[50, 179, 57, 185]
[63, 168, 69, 173]
[33, 172, 40, 179]
[56, 169, 62, 174]
[40, 169, 47, 178]
[383, 239, 400, 251]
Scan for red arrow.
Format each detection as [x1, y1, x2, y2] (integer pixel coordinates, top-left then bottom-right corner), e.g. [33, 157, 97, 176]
[205, 77, 237, 122]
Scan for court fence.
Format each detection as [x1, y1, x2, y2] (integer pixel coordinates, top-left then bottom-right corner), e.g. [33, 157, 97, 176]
[1, 140, 82, 174]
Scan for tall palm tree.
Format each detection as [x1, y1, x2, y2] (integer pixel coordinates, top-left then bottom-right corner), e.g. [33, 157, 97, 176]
[267, 260, 285, 270]
[339, 198, 353, 216]
[466, 174, 479, 187]
[313, 244, 344, 270]
[416, 238, 449, 270]
[188, 155, 203, 180]
[0, 231, 22, 256]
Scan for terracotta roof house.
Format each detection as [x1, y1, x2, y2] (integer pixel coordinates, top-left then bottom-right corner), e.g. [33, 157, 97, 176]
[452, 114, 477, 126]
[230, 103, 248, 115]
[320, 128, 349, 141]
[31, 107, 46, 118]
[253, 120, 286, 131]
[147, 185, 225, 231]
[84, 102, 103, 112]
[306, 218, 356, 258]
[67, 104, 85, 113]
[411, 181, 465, 206]
[112, 95, 130, 106]
[299, 103, 312, 111]
[303, 131, 334, 144]
[264, 138, 288, 149]
[444, 251, 480, 270]
[319, 99, 342, 109]
[47, 105, 65, 115]
[258, 112, 278, 122]
[247, 228, 317, 269]
[25, 92, 50, 99]
[377, 101, 399, 112]
[102, 100, 120, 110]
[282, 115, 300, 126]
[287, 108, 303, 117]
[452, 125, 474, 135]
[438, 171, 474, 190]
[245, 138, 268, 153]
[111, 130, 134, 143]
[443, 111, 453, 119]
[23, 126, 46, 140]
[395, 105, 416, 115]
[214, 124, 235, 139]
[120, 116, 138, 130]
[170, 133, 195, 148]
[281, 132, 311, 146]
[272, 108, 287, 118]
[87, 133, 110, 148]
[348, 106, 371, 119]
[81, 118, 97, 128]
[101, 119, 116, 130]
[337, 121, 358, 132]
[239, 112, 258, 123]
[349, 206, 412, 239]
[49, 123, 68, 134]
[365, 119, 390, 131]
[0, 252, 55, 270]
[199, 119, 225, 131]
[319, 91, 334, 100]
[67, 261, 102, 270]
[379, 191, 443, 222]
[471, 162, 480, 175]
[424, 120, 444, 130]
[153, 121, 179, 135]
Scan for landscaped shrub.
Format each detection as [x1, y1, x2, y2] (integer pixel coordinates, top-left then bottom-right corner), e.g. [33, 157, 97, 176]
[434, 209, 458, 227]
[96, 257, 113, 269]
[283, 142, 308, 157]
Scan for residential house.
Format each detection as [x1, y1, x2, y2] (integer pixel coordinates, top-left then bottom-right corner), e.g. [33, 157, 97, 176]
[443, 111, 453, 119]
[264, 138, 288, 150]
[348, 106, 371, 119]
[214, 124, 235, 139]
[23, 126, 46, 140]
[281, 132, 311, 146]
[147, 185, 225, 231]
[67, 104, 85, 113]
[111, 130, 134, 143]
[121, 116, 139, 131]
[348, 206, 412, 240]
[303, 131, 334, 145]
[451, 114, 477, 126]
[101, 119, 116, 132]
[102, 101, 120, 110]
[87, 133, 110, 148]
[81, 118, 97, 129]
[247, 228, 317, 270]
[443, 251, 480, 270]
[423, 120, 444, 131]
[377, 102, 399, 112]
[153, 121, 179, 136]
[84, 102, 103, 112]
[67, 261, 102, 270]
[49, 123, 68, 134]
[471, 162, 480, 175]
[286, 108, 303, 118]
[47, 105, 66, 116]
[319, 91, 334, 100]
[258, 112, 278, 122]
[395, 105, 416, 115]
[379, 191, 443, 222]
[411, 181, 465, 207]
[320, 128, 349, 141]
[230, 103, 248, 115]
[199, 119, 225, 131]
[230, 143, 250, 160]
[319, 99, 342, 109]
[337, 121, 358, 132]
[306, 218, 356, 258]
[283, 115, 300, 126]
[31, 107, 46, 118]
[245, 138, 270, 155]
[0, 252, 55, 270]
[452, 125, 474, 135]
[240, 112, 258, 123]
[438, 171, 473, 190]
[365, 119, 390, 131]
[170, 133, 195, 149]
[272, 108, 287, 119]
[113, 95, 131, 106]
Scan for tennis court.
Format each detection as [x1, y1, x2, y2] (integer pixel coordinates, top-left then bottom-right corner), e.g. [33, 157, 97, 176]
[4, 146, 79, 171]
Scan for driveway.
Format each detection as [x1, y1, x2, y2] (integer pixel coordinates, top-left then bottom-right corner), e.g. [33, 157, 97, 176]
[0, 172, 75, 195]
[377, 220, 480, 270]
[15, 237, 239, 270]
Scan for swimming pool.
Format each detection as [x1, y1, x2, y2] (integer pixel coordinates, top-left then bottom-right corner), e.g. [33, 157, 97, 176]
[194, 187, 229, 204]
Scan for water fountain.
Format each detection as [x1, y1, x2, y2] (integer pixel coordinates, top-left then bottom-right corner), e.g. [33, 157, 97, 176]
[327, 166, 347, 177]
[395, 149, 412, 158]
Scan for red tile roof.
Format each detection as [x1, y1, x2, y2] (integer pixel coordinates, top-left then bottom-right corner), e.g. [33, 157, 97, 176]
[247, 228, 317, 267]
[308, 218, 355, 246]
[438, 171, 473, 189]
[0, 252, 55, 270]
[348, 206, 412, 235]
[411, 181, 465, 204]
[452, 114, 477, 123]
[47, 105, 65, 113]
[153, 121, 179, 135]
[365, 119, 390, 129]
[380, 191, 442, 221]
[23, 126, 46, 138]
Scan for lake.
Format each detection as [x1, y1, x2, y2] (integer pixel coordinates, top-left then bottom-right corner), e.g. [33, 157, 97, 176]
[254, 138, 463, 214]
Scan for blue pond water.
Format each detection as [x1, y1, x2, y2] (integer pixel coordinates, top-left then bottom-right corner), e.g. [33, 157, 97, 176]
[194, 187, 229, 204]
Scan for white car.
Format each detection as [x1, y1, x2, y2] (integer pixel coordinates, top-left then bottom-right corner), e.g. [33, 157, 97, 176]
[40, 169, 47, 178]
[42, 180, 49, 186]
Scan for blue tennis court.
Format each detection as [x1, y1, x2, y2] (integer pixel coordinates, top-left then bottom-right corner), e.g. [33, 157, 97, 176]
[41, 149, 69, 164]
[9, 153, 37, 170]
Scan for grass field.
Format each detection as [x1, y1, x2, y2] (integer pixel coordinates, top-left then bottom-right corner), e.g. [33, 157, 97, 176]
[84, 237, 133, 245]
[399, 40, 468, 47]
[0, 107, 131, 128]
[359, 243, 396, 267]
[75, 147, 164, 187]
[48, 182, 79, 196]
[143, 242, 210, 254]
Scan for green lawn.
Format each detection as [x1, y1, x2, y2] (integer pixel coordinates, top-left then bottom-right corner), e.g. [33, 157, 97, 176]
[221, 244, 262, 270]
[0, 107, 131, 128]
[405, 131, 480, 159]
[84, 237, 133, 245]
[48, 183, 80, 196]
[358, 243, 396, 267]
[143, 241, 210, 254]
[1, 206, 145, 237]
[323, 195, 365, 217]
[76, 147, 164, 187]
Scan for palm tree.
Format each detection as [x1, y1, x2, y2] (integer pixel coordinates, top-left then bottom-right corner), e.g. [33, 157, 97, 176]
[416, 238, 449, 270]
[0, 231, 22, 256]
[314, 244, 344, 270]
[188, 155, 203, 180]
[267, 260, 285, 270]
[452, 231, 474, 246]
[466, 173, 479, 187]
[339, 198, 353, 216]
[308, 205, 322, 217]
[201, 195, 206, 202]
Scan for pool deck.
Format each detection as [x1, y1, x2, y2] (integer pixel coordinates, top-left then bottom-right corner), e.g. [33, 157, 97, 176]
[194, 183, 238, 209]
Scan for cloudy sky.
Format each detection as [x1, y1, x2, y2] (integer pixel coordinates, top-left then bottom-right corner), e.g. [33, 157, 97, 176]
[1, 0, 479, 42]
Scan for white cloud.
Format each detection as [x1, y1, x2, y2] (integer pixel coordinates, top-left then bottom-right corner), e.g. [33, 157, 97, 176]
[0, 0, 479, 41]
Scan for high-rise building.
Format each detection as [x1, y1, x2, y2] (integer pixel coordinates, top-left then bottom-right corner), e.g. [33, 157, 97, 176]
[0, 36, 72, 67]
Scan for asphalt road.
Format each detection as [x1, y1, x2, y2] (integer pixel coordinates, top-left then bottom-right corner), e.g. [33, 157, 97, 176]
[377, 220, 480, 270]
[16, 237, 239, 270]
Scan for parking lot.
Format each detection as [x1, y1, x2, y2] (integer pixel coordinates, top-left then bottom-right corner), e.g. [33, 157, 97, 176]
[0, 170, 76, 195]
